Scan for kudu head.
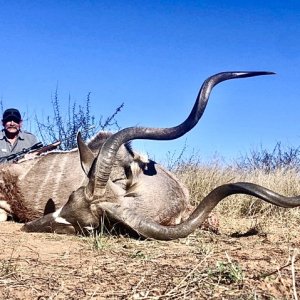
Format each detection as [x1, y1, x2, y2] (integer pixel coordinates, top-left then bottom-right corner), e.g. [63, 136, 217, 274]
[23, 71, 276, 236]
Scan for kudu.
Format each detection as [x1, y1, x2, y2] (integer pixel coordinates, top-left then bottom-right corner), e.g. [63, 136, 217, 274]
[23, 71, 300, 240]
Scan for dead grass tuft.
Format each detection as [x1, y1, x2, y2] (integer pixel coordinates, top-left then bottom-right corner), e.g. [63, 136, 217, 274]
[176, 162, 300, 224]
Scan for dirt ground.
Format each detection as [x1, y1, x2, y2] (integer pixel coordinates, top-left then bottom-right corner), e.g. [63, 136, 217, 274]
[0, 217, 299, 300]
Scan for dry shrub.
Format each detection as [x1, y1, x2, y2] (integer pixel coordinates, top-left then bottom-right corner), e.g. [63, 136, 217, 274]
[175, 160, 300, 223]
[35, 91, 124, 150]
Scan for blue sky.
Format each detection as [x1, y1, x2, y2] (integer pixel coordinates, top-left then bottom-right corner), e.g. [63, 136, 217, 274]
[0, 1, 299, 163]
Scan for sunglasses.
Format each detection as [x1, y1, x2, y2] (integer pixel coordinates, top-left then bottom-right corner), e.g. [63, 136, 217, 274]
[4, 118, 21, 124]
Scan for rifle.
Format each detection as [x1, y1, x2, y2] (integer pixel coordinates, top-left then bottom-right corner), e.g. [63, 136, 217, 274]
[2, 125, 95, 163]
[5, 140, 61, 163]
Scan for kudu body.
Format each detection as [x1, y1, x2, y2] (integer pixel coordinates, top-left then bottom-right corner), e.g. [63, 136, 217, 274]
[0, 133, 138, 225]
[23, 71, 300, 240]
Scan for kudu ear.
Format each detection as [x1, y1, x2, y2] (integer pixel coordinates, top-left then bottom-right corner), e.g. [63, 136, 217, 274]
[43, 198, 56, 215]
[77, 132, 95, 175]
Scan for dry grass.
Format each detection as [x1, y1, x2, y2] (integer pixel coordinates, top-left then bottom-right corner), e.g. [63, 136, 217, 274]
[176, 162, 300, 224]
[1, 221, 299, 299]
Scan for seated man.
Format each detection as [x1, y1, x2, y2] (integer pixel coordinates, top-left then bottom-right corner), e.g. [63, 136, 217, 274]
[0, 108, 40, 163]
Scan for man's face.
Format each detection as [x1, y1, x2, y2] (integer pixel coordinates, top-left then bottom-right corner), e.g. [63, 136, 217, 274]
[3, 119, 22, 134]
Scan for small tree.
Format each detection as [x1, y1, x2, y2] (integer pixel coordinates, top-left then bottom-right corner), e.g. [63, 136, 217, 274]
[35, 89, 124, 150]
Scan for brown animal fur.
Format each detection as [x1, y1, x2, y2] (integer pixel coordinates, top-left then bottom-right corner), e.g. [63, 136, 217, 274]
[0, 171, 39, 222]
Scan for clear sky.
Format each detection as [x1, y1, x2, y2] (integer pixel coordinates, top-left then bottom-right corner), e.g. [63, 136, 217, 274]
[0, 1, 299, 164]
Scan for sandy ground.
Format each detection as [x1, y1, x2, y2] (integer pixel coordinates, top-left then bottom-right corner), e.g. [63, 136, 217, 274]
[0, 218, 299, 299]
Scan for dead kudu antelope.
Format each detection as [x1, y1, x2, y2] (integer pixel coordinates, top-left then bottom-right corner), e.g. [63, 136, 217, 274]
[23, 71, 300, 240]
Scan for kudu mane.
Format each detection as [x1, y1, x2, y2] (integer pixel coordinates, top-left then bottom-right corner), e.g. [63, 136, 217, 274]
[0, 171, 37, 222]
